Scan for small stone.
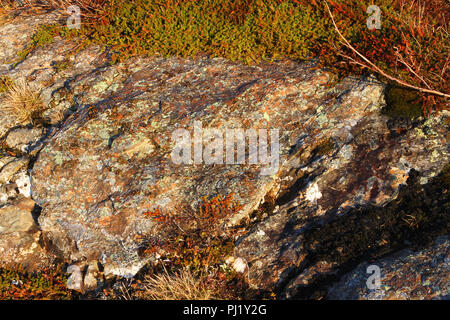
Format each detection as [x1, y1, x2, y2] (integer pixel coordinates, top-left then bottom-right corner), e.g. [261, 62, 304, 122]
[5, 127, 44, 152]
[0, 197, 54, 270]
[0, 157, 29, 184]
[66, 264, 83, 291]
[0, 197, 36, 234]
[83, 262, 101, 290]
[232, 257, 248, 273]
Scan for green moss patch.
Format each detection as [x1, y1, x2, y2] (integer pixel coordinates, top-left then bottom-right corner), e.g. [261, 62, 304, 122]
[383, 85, 424, 119]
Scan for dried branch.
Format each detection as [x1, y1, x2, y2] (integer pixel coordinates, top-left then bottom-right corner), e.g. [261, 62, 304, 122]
[394, 47, 432, 89]
[323, 0, 450, 98]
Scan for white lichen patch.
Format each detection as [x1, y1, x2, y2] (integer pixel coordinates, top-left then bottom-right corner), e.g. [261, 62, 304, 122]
[232, 257, 248, 273]
[339, 144, 353, 160]
[104, 261, 147, 279]
[15, 171, 31, 198]
[305, 182, 322, 203]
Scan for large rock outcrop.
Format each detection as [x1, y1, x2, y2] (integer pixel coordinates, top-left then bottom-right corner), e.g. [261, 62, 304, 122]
[29, 49, 448, 280]
[0, 11, 448, 298]
[30, 54, 392, 277]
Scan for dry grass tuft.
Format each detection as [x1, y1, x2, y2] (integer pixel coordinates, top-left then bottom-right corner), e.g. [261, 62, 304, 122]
[0, 79, 46, 125]
[139, 269, 216, 300]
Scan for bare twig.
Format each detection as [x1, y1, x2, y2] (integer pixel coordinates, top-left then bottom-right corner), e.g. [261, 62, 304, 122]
[394, 47, 432, 89]
[323, 0, 450, 98]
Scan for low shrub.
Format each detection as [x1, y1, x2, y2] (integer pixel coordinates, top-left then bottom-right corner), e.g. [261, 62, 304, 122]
[0, 265, 73, 300]
[11, 1, 448, 112]
[143, 194, 243, 273]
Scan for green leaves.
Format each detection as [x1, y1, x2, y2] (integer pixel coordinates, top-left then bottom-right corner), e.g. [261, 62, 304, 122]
[76, 0, 337, 64]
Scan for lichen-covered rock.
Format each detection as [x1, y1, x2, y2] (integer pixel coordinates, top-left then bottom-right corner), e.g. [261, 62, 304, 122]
[327, 236, 449, 300]
[0, 11, 104, 138]
[0, 156, 31, 205]
[5, 126, 45, 152]
[0, 11, 60, 73]
[27, 48, 448, 280]
[0, 11, 61, 136]
[30, 53, 394, 278]
[0, 156, 28, 185]
[0, 196, 55, 269]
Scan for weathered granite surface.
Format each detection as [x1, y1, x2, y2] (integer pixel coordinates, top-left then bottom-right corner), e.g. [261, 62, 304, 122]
[327, 236, 449, 300]
[30, 55, 391, 277]
[0, 196, 56, 270]
[234, 110, 448, 295]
